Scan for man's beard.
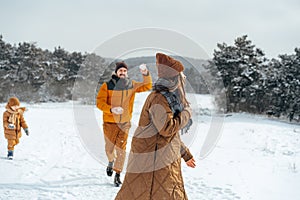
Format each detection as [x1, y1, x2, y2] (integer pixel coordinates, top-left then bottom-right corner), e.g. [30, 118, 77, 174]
[116, 77, 130, 89]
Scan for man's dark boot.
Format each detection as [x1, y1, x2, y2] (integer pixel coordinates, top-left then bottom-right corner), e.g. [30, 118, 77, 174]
[114, 173, 122, 187]
[106, 161, 114, 176]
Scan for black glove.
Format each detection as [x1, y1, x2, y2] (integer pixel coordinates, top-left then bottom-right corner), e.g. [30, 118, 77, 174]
[181, 119, 193, 135]
[24, 128, 29, 136]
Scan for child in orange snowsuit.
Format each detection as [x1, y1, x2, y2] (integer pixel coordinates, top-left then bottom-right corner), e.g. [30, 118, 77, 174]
[3, 97, 29, 159]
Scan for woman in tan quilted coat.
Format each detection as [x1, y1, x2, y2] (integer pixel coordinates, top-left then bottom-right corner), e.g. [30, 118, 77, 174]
[115, 53, 196, 200]
[3, 97, 29, 159]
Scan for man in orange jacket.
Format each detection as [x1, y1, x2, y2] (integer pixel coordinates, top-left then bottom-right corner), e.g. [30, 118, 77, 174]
[96, 61, 152, 186]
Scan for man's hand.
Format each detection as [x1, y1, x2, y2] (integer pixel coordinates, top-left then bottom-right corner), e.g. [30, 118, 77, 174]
[186, 157, 196, 168]
[111, 107, 124, 115]
[139, 64, 148, 75]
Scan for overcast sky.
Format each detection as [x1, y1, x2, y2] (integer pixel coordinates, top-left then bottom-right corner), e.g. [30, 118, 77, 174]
[1, 0, 300, 59]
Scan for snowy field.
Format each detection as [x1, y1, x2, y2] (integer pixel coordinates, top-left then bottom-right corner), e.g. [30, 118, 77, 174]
[0, 93, 299, 200]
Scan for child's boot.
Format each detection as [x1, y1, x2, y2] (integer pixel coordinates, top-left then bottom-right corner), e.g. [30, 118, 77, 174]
[7, 150, 13, 160]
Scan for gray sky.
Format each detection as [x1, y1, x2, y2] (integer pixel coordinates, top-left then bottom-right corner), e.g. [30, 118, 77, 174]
[1, 0, 300, 59]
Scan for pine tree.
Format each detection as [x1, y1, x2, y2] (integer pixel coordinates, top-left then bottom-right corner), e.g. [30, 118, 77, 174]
[265, 48, 300, 120]
[211, 35, 267, 112]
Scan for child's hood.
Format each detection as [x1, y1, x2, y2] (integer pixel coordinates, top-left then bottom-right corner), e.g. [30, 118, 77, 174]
[18, 107, 27, 114]
[5, 104, 27, 114]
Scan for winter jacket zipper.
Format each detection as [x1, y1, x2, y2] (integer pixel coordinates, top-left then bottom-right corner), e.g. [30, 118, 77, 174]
[119, 84, 130, 123]
[119, 90, 124, 123]
[15, 118, 18, 138]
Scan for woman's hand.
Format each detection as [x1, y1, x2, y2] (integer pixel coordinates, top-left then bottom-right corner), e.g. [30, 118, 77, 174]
[186, 157, 196, 168]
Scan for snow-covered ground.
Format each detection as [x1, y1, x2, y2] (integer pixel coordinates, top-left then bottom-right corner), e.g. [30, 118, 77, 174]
[0, 93, 299, 200]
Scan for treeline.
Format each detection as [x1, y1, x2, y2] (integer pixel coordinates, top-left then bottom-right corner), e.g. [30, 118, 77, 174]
[0, 35, 209, 104]
[0, 35, 299, 121]
[208, 35, 299, 121]
[0, 35, 108, 102]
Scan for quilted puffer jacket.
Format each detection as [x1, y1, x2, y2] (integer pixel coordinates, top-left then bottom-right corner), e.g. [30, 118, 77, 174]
[115, 91, 193, 200]
[3, 106, 28, 140]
